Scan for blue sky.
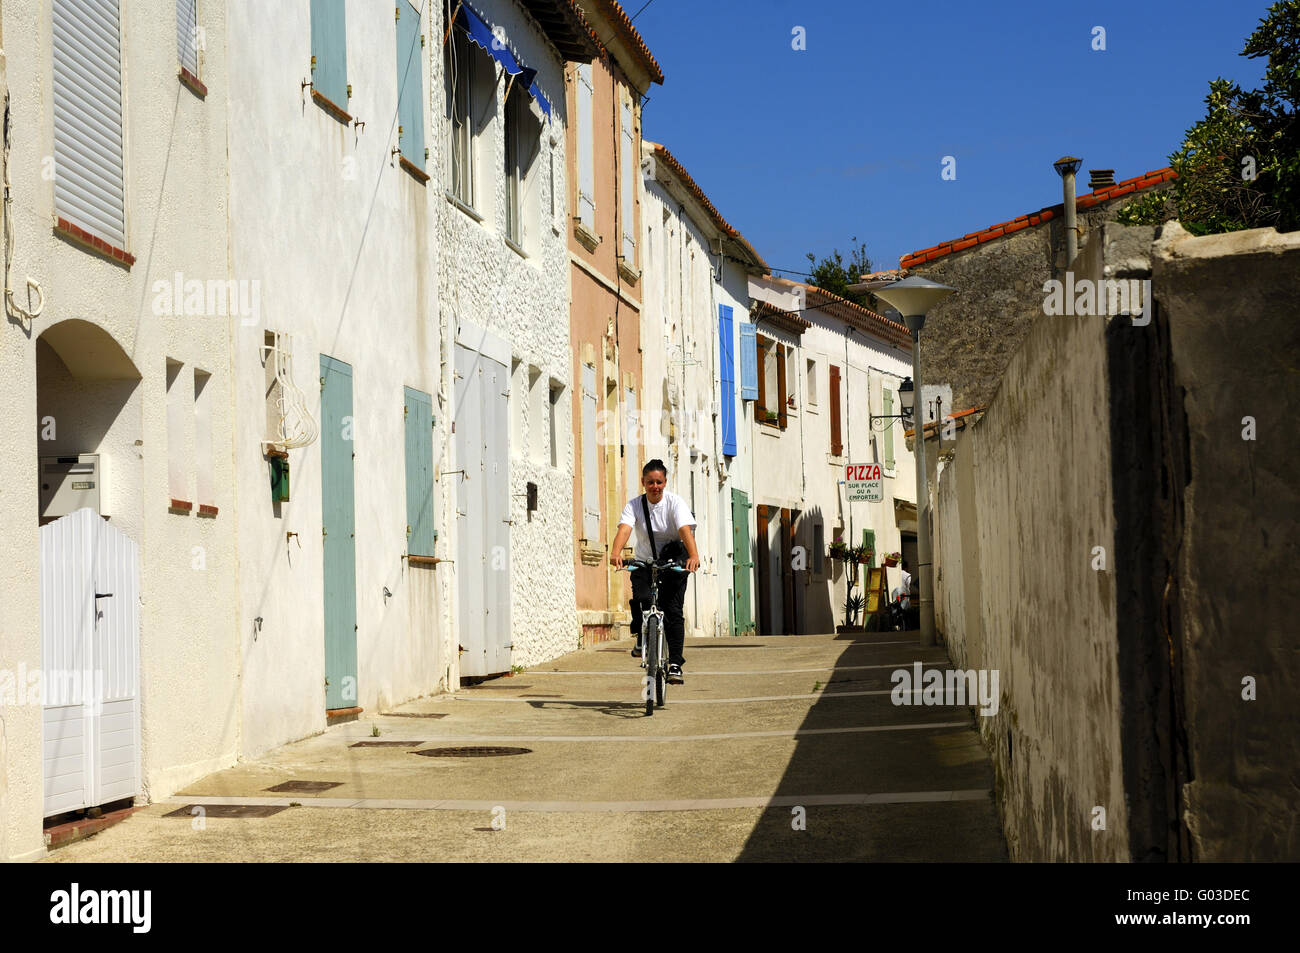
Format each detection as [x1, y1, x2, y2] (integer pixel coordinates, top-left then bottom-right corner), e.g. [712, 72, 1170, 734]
[630, 0, 1276, 277]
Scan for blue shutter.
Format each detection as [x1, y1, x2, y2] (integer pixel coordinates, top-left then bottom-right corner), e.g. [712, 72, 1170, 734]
[719, 305, 737, 456]
[311, 0, 348, 109]
[740, 323, 758, 401]
[404, 386, 436, 556]
[396, 2, 425, 167]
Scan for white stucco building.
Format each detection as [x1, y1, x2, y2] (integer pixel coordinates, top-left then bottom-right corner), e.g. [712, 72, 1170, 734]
[0, 0, 237, 860]
[640, 141, 766, 637]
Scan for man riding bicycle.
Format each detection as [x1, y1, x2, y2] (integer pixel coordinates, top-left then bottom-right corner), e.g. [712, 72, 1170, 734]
[610, 459, 700, 684]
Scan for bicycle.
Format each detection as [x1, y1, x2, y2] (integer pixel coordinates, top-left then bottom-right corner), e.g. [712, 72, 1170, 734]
[618, 557, 687, 716]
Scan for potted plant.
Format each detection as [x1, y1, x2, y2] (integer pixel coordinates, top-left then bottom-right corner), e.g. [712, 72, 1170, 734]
[829, 536, 848, 560]
[764, 409, 780, 424]
[843, 591, 865, 627]
[883, 551, 901, 567]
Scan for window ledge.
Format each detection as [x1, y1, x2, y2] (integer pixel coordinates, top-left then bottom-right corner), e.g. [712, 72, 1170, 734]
[197, 504, 219, 518]
[178, 66, 207, 99]
[806, 405, 819, 415]
[827, 454, 845, 466]
[446, 191, 484, 223]
[399, 156, 430, 184]
[406, 554, 439, 567]
[573, 219, 600, 252]
[884, 467, 897, 479]
[311, 88, 352, 124]
[169, 498, 193, 514]
[54, 218, 134, 268]
[505, 236, 528, 259]
[759, 424, 782, 438]
[616, 258, 640, 284]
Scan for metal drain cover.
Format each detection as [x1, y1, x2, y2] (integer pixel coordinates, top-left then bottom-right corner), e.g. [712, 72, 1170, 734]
[384, 712, 448, 719]
[265, 780, 343, 793]
[412, 746, 533, 758]
[165, 804, 287, 818]
[350, 741, 422, 747]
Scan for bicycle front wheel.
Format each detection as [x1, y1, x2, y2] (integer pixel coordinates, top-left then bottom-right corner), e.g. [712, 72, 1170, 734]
[643, 616, 660, 716]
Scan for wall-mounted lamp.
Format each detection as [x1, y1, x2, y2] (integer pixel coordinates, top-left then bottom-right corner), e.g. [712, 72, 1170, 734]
[869, 376, 915, 431]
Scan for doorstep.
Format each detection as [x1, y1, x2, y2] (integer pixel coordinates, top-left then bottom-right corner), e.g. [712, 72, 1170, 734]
[44, 803, 146, 850]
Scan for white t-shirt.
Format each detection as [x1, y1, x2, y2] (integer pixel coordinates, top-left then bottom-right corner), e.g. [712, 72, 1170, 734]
[618, 491, 697, 561]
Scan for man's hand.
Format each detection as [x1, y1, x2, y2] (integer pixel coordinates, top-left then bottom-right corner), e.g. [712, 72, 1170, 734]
[610, 552, 624, 568]
[686, 556, 700, 573]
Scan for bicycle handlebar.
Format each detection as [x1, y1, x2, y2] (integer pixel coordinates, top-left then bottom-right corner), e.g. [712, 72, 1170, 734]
[616, 559, 689, 572]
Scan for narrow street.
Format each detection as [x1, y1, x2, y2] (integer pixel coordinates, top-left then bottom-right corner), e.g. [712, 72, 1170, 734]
[44, 632, 1006, 862]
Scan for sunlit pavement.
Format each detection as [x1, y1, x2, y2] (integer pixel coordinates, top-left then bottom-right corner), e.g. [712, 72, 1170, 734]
[44, 632, 1008, 862]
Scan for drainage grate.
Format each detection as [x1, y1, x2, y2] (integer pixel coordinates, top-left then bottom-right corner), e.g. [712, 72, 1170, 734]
[412, 746, 533, 758]
[349, 741, 423, 747]
[523, 694, 563, 698]
[464, 684, 531, 690]
[164, 804, 287, 818]
[384, 712, 448, 719]
[265, 780, 343, 793]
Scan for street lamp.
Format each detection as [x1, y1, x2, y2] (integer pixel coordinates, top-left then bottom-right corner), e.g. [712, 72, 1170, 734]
[872, 276, 956, 648]
[869, 376, 913, 430]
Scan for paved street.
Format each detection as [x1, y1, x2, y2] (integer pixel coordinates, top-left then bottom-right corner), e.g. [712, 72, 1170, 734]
[45, 632, 1007, 862]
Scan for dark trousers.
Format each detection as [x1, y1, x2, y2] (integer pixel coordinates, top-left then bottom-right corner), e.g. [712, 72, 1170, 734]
[629, 568, 689, 666]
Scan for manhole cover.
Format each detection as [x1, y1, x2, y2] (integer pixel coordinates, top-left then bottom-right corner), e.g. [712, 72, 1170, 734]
[349, 741, 422, 747]
[464, 684, 531, 690]
[164, 804, 286, 818]
[412, 746, 533, 758]
[384, 712, 448, 719]
[524, 694, 563, 698]
[265, 780, 343, 793]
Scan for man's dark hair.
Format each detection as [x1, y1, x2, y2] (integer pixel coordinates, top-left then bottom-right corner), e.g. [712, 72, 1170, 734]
[642, 459, 668, 478]
[901, 560, 909, 571]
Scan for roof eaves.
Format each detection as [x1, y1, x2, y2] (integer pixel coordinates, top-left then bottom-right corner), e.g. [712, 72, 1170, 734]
[590, 0, 664, 85]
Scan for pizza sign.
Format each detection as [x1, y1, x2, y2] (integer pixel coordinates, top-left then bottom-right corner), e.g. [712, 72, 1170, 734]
[846, 463, 883, 502]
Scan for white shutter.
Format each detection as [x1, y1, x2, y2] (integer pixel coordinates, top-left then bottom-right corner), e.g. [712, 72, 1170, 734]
[620, 99, 635, 262]
[576, 64, 595, 230]
[581, 364, 599, 540]
[52, 0, 126, 249]
[176, 0, 199, 75]
[624, 385, 638, 504]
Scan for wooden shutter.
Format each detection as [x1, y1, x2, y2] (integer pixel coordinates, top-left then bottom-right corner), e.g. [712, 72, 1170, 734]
[177, 0, 199, 76]
[620, 98, 635, 261]
[581, 363, 599, 540]
[396, 1, 425, 167]
[777, 344, 788, 430]
[576, 64, 595, 229]
[53, 0, 126, 248]
[404, 386, 435, 556]
[829, 364, 842, 456]
[756, 336, 767, 415]
[883, 389, 895, 468]
[739, 323, 758, 400]
[310, 0, 348, 109]
[719, 305, 737, 455]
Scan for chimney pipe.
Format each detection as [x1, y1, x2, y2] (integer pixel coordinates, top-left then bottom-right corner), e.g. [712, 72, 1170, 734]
[1053, 156, 1083, 269]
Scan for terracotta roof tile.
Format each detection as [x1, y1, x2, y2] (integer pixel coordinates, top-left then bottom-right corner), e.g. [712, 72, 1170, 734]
[591, 0, 664, 85]
[648, 142, 768, 271]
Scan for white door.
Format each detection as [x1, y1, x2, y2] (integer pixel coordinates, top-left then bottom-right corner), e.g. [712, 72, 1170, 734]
[454, 345, 512, 676]
[41, 508, 140, 817]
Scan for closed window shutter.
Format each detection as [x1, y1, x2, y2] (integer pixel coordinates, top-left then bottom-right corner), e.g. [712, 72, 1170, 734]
[53, 0, 126, 249]
[576, 64, 595, 229]
[620, 99, 635, 261]
[581, 363, 599, 540]
[177, 0, 199, 76]
[777, 344, 788, 430]
[395, 1, 425, 167]
[829, 364, 842, 456]
[883, 389, 895, 468]
[756, 335, 767, 414]
[719, 305, 737, 455]
[739, 323, 758, 400]
[310, 0, 348, 109]
[624, 385, 638, 501]
[404, 387, 436, 556]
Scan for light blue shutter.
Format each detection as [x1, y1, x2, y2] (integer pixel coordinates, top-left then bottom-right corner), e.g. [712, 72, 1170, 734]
[740, 322, 758, 401]
[720, 305, 737, 456]
[396, 1, 425, 167]
[310, 0, 348, 109]
[52, 0, 126, 248]
[404, 387, 435, 555]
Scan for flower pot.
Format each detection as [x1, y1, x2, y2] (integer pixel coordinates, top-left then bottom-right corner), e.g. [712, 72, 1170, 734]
[884, 556, 898, 567]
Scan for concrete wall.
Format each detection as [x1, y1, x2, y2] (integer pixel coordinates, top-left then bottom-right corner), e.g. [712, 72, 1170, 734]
[1152, 223, 1300, 860]
[228, 0, 444, 755]
[0, 0, 236, 858]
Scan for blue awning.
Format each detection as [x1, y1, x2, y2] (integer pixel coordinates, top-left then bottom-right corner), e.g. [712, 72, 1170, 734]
[456, 2, 552, 119]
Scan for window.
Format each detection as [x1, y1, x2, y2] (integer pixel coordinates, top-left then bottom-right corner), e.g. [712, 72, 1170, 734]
[575, 63, 595, 231]
[395, 0, 425, 171]
[177, 0, 200, 78]
[619, 97, 636, 263]
[445, 22, 475, 206]
[510, 359, 525, 453]
[504, 91, 521, 245]
[166, 360, 188, 502]
[829, 364, 842, 456]
[807, 358, 818, 408]
[549, 383, 562, 469]
[529, 366, 549, 463]
[813, 522, 824, 576]
[194, 368, 213, 505]
[310, 0, 348, 114]
[756, 336, 788, 429]
[504, 86, 540, 248]
[404, 386, 436, 556]
[581, 362, 599, 540]
[52, 0, 126, 250]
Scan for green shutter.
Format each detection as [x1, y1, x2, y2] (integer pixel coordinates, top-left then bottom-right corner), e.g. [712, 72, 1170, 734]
[731, 489, 754, 635]
[395, 2, 425, 167]
[404, 386, 435, 555]
[321, 355, 358, 710]
[311, 0, 348, 109]
[883, 390, 895, 468]
[863, 529, 875, 568]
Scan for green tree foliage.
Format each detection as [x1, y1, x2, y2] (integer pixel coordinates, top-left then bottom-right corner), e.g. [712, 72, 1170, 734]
[1118, 1, 1299, 234]
[804, 238, 872, 305]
